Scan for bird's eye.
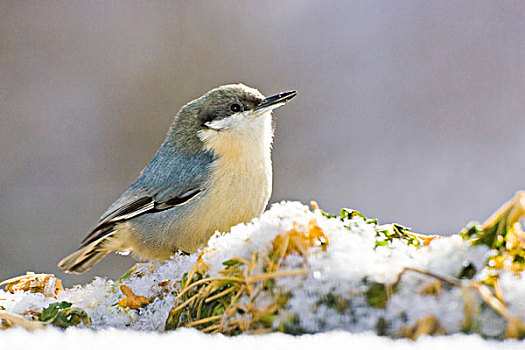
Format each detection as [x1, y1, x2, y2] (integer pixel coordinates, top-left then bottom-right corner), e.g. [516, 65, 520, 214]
[230, 103, 241, 113]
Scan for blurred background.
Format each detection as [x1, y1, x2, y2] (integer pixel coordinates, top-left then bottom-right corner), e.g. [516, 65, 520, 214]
[1, 1, 524, 286]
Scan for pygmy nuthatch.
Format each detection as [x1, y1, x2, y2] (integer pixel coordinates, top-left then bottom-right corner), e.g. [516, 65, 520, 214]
[58, 84, 297, 274]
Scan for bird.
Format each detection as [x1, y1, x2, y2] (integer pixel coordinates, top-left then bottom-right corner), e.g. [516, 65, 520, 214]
[58, 84, 297, 274]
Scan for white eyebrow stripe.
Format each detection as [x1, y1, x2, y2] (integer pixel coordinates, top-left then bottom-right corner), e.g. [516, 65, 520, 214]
[204, 112, 244, 130]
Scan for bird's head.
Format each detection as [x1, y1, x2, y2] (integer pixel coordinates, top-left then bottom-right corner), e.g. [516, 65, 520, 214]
[168, 84, 297, 156]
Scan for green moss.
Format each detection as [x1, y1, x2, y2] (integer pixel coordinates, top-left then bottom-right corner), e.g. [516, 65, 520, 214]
[317, 293, 351, 314]
[366, 282, 389, 309]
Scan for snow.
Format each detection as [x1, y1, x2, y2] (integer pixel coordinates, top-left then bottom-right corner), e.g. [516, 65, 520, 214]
[1, 201, 525, 346]
[1, 328, 523, 350]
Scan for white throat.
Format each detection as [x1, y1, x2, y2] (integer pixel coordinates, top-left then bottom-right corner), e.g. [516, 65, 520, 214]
[198, 111, 274, 159]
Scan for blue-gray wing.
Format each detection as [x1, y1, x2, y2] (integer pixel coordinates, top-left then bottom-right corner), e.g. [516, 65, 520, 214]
[81, 144, 214, 245]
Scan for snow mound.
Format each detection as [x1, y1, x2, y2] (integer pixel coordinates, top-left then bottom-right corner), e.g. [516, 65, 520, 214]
[1, 200, 525, 342]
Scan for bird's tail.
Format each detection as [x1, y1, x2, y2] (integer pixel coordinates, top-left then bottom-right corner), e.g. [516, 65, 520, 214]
[58, 227, 119, 274]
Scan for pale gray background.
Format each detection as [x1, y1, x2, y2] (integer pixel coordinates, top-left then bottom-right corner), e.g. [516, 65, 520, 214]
[1, 1, 524, 286]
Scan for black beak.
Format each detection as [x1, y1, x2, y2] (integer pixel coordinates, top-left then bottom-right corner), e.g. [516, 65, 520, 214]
[255, 90, 297, 111]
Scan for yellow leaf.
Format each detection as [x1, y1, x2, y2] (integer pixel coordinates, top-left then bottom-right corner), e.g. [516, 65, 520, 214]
[118, 285, 150, 309]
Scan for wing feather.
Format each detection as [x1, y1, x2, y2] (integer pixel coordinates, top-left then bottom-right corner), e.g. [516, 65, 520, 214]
[80, 144, 215, 246]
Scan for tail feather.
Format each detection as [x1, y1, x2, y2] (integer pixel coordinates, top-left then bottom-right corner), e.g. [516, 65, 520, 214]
[58, 228, 118, 274]
[58, 246, 110, 274]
